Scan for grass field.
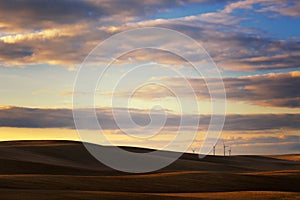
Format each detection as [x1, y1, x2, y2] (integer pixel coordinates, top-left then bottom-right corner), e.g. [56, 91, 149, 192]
[0, 140, 299, 199]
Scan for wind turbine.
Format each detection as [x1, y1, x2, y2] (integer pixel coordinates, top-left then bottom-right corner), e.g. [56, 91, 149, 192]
[213, 145, 216, 156]
[228, 145, 232, 156]
[223, 140, 229, 156]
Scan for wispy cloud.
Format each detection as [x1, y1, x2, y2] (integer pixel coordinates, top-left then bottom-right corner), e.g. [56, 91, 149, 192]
[224, 0, 300, 17]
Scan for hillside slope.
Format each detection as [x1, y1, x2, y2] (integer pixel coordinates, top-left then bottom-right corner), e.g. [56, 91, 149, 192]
[0, 140, 299, 200]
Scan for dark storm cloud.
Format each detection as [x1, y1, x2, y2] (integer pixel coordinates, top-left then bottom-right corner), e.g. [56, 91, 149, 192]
[0, 106, 299, 131]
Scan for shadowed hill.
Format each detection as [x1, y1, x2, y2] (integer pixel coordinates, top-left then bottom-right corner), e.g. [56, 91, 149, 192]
[0, 140, 299, 200]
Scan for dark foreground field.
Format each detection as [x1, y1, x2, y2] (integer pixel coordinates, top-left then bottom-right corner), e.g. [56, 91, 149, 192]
[0, 140, 299, 200]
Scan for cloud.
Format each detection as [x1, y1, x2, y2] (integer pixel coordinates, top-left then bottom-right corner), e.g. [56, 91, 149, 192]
[225, 135, 300, 146]
[223, 72, 300, 107]
[0, 106, 299, 131]
[223, 114, 300, 130]
[0, 41, 34, 64]
[0, 0, 191, 32]
[111, 71, 300, 108]
[0, 107, 74, 129]
[278, 1, 300, 17]
[224, 0, 300, 17]
[0, 0, 181, 66]
[0, 0, 217, 67]
[88, 12, 300, 71]
[0, 0, 299, 71]
[217, 134, 300, 155]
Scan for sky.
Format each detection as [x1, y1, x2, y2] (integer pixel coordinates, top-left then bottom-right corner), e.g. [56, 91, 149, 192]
[0, 0, 299, 155]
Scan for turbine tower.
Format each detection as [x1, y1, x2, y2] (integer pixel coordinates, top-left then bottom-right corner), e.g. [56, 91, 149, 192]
[213, 145, 216, 156]
[228, 145, 232, 156]
[223, 140, 228, 156]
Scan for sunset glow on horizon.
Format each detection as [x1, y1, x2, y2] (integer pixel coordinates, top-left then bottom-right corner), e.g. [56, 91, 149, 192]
[0, 0, 299, 155]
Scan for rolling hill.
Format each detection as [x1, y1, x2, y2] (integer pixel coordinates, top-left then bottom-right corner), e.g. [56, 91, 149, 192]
[0, 140, 299, 200]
